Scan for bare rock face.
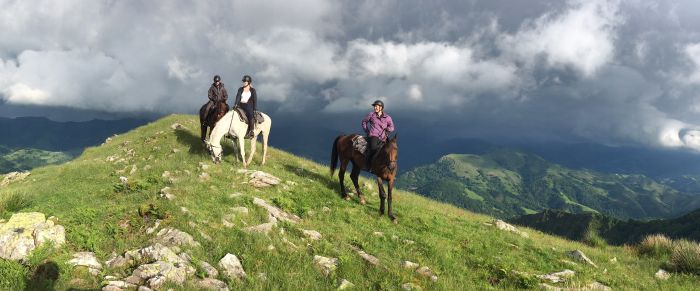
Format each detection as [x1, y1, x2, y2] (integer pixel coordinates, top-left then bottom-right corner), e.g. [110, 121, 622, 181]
[0, 212, 65, 260]
[218, 253, 246, 280]
[1, 171, 30, 186]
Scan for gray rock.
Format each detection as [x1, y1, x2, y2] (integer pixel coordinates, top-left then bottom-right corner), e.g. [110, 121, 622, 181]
[124, 275, 144, 285]
[197, 278, 230, 291]
[171, 123, 185, 130]
[218, 253, 246, 279]
[351, 246, 379, 266]
[248, 171, 282, 187]
[137, 286, 153, 291]
[154, 228, 200, 248]
[68, 252, 103, 273]
[655, 269, 670, 280]
[416, 266, 438, 282]
[401, 260, 419, 270]
[537, 269, 575, 283]
[102, 285, 124, 291]
[566, 250, 597, 268]
[105, 253, 128, 268]
[201, 261, 219, 278]
[1, 171, 30, 186]
[253, 197, 301, 223]
[313, 255, 338, 276]
[146, 220, 161, 234]
[337, 278, 354, 289]
[147, 275, 167, 289]
[302, 230, 322, 241]
[492, 219, 529, 238]
[401, 283, 423, 291]
[0, 212, 65, 260]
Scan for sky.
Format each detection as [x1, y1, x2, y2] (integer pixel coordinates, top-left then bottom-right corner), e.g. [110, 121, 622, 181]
[3, 0, 700, 152]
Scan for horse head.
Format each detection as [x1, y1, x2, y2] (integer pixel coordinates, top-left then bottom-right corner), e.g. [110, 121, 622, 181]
[209, 143, 223, 164]
[383, 135, 398, 172]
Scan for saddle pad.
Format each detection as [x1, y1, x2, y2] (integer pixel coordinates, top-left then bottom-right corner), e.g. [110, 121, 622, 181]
[352, 135, 368, 155]
[234, 107, 265, 124]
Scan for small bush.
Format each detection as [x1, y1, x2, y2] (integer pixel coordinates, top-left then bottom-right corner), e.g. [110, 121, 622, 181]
[670, 240, 700, 274]
[583, 227, 607, 248]
[0, 192, 33, 213]
[637, 234, 674, 258]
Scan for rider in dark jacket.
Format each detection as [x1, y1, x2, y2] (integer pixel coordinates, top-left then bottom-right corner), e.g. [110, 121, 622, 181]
[233, 75, 257, 139]
[204, 75, 228, 122]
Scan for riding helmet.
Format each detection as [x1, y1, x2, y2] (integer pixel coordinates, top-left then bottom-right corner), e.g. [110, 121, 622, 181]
[242, 75, 252, 83]
[371, 100, 384, 108]
[213, 75, 221, 82]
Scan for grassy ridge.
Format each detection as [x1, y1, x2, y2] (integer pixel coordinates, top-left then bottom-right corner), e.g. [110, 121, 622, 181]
[0, 114, 698, 290]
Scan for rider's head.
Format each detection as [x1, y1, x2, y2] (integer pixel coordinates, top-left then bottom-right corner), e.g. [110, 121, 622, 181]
[213, 75, 221, 84]
[372, 100, 384, 113]
[242, 75, 252, 87]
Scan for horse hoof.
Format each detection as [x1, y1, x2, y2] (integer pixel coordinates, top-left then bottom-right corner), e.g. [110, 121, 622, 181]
[360, 199, 366, 205]
[343, 196, 351, 201]
[392, 218, 398, 224]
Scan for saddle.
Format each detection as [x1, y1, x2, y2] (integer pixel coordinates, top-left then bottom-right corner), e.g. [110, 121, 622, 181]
[352, 135, 368, 155]
[234, 107, 265, 124]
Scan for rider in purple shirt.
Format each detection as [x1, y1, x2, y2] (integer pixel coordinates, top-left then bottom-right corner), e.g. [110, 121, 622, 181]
[362, 100, 394, 168]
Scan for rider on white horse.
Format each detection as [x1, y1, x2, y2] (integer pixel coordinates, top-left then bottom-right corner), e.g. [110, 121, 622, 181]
[234, 75, 257, 139]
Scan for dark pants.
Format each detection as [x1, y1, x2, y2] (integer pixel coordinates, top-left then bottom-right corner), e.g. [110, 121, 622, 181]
[240, 102, 254, 134]
[367, 136, 383, 166]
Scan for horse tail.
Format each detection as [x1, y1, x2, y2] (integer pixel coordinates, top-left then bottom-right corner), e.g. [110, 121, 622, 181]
[330, 135, 342, 176]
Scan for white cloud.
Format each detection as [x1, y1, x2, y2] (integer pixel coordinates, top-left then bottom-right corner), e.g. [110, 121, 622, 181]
[500, 0, 621, 77]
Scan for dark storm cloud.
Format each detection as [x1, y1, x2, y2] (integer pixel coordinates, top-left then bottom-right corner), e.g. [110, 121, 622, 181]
[3, 0, 700, 151]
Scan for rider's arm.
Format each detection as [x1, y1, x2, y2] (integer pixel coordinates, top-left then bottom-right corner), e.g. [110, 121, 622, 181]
[208, 87, 215, 101]
[361, 113, 371, 135]
[251, 88, 257, 112]
[222, 87, 228, 102]
[385, 116, 395, 133]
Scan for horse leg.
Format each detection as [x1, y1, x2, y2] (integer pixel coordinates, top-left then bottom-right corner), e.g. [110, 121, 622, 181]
[350, 163, 365, 205]
[246, 134, 256, 165]
[388, 178, 397, 224]
[200, 124, 207, 143]
[338, 159, 350, 200]
[377, 177, 385, 215]
[261, 127, 269, 165]
[237, 133, 247, 168]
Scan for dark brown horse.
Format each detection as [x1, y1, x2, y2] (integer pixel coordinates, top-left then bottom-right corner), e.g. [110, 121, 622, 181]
[330, 134, 399, 223]
[199, 100, 229, 143]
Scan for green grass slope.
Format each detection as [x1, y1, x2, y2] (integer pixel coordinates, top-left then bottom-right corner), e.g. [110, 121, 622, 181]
[397, 151, 698, 220]
[0, 115, 697, 290]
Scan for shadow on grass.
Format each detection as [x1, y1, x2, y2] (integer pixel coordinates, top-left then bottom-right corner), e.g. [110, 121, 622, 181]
[282, 163, 363, 199]
[25, 261, 59, 291]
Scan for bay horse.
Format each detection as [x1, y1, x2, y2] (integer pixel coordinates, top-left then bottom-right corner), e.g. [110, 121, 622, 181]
[207, 109, 271, 168]
[330, 134, 399, 223]
[199, 100, 229, 143]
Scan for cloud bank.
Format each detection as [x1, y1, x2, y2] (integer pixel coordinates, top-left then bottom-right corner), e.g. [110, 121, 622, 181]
[3, 0, 700, 151]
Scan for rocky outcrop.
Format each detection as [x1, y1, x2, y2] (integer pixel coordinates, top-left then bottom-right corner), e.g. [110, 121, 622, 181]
[0, 212, 65, 260]
[1, 171, 30, 186]
[252, 197, 300, 223]
[102, 243, 197, 290]
[537, 269, 575, 283]
[237, 170, 282, 187]
[153, 227, 200, 248]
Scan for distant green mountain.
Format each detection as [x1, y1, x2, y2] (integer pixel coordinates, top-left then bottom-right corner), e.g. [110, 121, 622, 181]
[396, 150, 700, 219]
[510, 209, 700, 245]
[0, 147, 74, 174]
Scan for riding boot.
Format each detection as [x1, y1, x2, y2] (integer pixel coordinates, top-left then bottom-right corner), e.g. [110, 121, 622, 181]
[245, 122, 254, 139]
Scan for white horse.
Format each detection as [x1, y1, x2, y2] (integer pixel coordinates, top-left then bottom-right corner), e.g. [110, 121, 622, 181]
[206, 109, 271, 167]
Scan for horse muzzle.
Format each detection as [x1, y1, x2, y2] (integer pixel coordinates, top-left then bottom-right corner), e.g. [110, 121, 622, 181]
[388, 161, 397, 171]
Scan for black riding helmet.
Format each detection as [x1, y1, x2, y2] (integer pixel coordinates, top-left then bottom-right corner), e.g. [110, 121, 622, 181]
[371, 100, 384, 108]
[242, 75, 252, 83]
[213, 75, 221, 82]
